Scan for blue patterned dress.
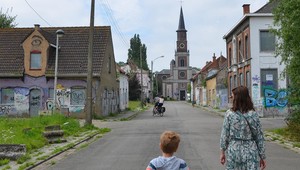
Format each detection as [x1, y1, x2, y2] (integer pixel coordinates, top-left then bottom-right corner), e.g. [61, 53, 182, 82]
[220, 109, 266, 170]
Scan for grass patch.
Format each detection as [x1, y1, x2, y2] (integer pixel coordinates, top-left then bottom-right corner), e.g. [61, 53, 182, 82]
[270, 127, 300, 143]
[17, 154, 31, 164]
[0, 159, 10, 166]
[0, 114, 104, 153]
[18, 162, 34, 170]
[128, 101, 142, 111]
[2, 165, 11, 170]
[293, 142, 300, 148]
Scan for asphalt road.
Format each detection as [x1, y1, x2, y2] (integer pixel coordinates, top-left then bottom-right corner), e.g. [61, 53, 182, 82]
[47, 101, 300, 170]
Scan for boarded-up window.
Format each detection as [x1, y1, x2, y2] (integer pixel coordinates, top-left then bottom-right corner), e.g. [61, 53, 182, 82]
[261, 69, 278, 96]
[70, 87, 86, 105]
[1, 88, 14, 104]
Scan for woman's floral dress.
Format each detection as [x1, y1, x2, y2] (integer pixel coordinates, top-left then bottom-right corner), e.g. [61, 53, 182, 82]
[220, 109, 266, 170]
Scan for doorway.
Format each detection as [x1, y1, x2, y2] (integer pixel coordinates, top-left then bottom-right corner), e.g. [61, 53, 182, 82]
[29, 88, 41, 116]
[180, 90, 186, 101]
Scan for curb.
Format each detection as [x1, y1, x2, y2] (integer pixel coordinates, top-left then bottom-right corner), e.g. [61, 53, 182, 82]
[26, 131, 101, 170]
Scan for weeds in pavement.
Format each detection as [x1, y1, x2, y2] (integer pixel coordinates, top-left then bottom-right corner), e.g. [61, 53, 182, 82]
[0, 159, 10, 166]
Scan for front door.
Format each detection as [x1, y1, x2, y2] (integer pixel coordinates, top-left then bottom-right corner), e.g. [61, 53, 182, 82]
[180, 90, 186, 101]
[29, 89, 41, 116]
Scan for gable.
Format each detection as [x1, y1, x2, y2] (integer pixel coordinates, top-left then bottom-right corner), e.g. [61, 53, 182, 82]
[0, 25, 113, 78]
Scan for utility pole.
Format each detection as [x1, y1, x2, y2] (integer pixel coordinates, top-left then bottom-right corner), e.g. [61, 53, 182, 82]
[140, 46, 143, 107]
[86, 0, 94, 125]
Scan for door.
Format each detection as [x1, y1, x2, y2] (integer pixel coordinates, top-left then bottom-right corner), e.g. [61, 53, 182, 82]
[180, 90, 186, 101]
[29, 89, 41, 116]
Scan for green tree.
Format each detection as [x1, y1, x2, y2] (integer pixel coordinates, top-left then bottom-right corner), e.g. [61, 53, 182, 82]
[128, 73, 141, 100]
[272, 0, 300, 132]
[128, 34, 149, 70]
[0, 8, 17, 28]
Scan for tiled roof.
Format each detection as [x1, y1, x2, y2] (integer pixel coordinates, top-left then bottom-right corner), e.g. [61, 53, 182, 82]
[0, 26, 112, 77]
[254, 0, 279, 14]
[157, 69, 171, 75]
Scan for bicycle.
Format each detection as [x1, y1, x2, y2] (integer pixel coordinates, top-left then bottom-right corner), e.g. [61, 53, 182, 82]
[153, 105, 165, 117]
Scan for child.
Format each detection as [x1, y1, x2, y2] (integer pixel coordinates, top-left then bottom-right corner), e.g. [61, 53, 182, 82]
[146, 131, 189, 170]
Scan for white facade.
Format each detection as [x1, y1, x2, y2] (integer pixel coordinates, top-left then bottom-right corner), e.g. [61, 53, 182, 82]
[118, 73, 129, 111]
[249, 16, 287, 116]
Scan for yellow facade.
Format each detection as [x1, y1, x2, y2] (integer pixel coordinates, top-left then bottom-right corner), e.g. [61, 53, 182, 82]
[206, 76, 217, 107]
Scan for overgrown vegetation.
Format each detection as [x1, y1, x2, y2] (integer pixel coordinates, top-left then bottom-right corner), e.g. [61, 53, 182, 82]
[270, 127, 300, 143]
[127, 101, 143, 111]
[0, 114, 102, 152]
[272, 0, 300, 140]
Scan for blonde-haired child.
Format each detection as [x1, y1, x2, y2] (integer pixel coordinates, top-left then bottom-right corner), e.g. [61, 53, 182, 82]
[146, 131, 189, 170]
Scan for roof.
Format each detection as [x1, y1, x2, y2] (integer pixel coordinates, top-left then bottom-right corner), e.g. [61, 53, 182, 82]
[223, 1, 278, 39]
[157, 69, 171, 75]
[0, 25, 112, 77]
[177, 6, 187, 32]
[254, 0, 279, 14]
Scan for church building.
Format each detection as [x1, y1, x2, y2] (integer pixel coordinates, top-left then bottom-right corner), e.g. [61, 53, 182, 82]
[158, 6, 197, 100]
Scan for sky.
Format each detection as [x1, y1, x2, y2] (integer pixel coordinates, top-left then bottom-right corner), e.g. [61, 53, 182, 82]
[1, 0, 269, 72]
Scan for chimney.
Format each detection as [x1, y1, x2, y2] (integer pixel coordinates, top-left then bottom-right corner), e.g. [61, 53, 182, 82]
[243, 4, 250, 15]
[34, 24, 40, 31]
[213, 53, 216, 62]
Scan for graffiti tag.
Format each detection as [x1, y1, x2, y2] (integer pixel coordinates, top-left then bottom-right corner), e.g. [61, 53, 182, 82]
[264, 88, 288, 108]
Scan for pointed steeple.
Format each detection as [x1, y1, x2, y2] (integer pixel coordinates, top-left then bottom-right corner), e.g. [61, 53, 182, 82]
[177, 6, 186, 32]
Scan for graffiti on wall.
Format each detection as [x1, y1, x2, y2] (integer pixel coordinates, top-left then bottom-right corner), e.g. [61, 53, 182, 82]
[251, 75, 262, 108]
[0, 105, 12, 115]
[14, 88, 29, 112]
[264, 88, 288, 108]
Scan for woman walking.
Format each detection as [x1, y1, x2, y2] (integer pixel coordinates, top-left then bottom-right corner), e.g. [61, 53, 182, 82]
[220, 86, 266, 170]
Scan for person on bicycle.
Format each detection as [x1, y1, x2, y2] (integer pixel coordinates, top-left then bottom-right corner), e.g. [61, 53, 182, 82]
[154, 96, 160, 108]
[157, 95, 164, 111]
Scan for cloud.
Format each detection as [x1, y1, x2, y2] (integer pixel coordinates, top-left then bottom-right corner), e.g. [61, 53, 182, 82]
[0, 0, 269, 71]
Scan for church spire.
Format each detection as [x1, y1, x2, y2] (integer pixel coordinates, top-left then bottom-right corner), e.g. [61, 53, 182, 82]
[177, 6, 186, 32]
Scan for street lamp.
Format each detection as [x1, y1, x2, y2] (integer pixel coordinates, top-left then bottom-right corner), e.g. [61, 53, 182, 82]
[53, 29, 64, 113]
[151, 56, 164, 99]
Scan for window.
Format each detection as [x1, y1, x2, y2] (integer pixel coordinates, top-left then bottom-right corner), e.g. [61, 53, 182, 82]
[179, 71, 186, 78]
[230, 76, 233, 93]
[260, 69, 278, 95]
[30, 52, 41, 69]
[234, 75, 237, 88]
[246, 71, 251, 89]
[240, 73, 244, 86]
[229, 47, 232, 66]
[180, 59, 185, 67]
[238, 40, 242, 62]
[1, 88, 14, 104]
[245, 36, 248, 59]
[260, 30, 275, 52]
[70, 87, 86, 105]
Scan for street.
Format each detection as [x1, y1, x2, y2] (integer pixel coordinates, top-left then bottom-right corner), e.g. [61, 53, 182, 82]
[48, 101, 300, 170]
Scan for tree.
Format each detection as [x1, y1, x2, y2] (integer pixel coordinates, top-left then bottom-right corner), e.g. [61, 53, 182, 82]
[128, 73, 141, 100]
[272, 0, 300, 130]
[128, 34, 149, 70]
[0, 8, 17, 28]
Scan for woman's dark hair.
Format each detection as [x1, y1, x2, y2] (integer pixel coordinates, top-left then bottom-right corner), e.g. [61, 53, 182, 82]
[231, 86, 255, 113]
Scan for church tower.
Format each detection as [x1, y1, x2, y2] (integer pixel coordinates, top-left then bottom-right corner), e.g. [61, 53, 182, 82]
[162, 6, 192, 101]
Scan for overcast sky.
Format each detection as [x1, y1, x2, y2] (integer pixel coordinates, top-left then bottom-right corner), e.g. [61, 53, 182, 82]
[1, 0, 269, 72]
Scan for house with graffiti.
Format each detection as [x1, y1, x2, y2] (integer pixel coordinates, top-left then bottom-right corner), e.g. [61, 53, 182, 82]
[0, 24, 119, 118]
[191, 54, 227, 109]
[224, 2, 288, 117]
